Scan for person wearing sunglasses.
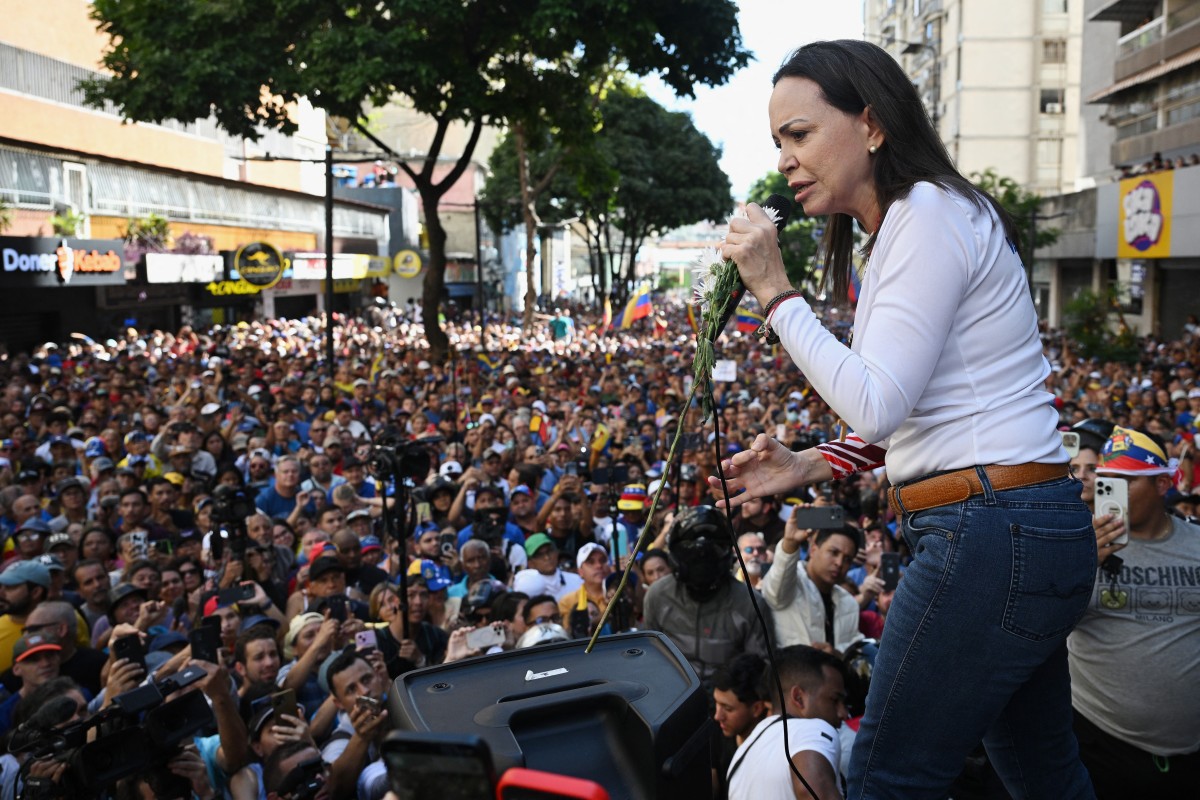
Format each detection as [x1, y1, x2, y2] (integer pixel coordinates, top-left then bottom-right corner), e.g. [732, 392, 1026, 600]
[735, 532, 771, 590]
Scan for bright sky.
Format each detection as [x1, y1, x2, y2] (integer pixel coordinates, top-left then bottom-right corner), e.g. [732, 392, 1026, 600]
[643, 1, 865, 200]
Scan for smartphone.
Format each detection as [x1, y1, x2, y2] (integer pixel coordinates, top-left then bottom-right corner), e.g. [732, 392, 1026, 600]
[439, 532, 458, 557]
[679, 464, 698, 483]
[790, 506, 846, 530]
[356, 695, 381, 713]
[200, 614, 222, 631]
[776, 424, 787, 440]
[326, 594, 348, 622]
[355, 629, 379, 652]
[1061, 431, 1081, 458]
[565, 462, 579, 477]
[129, 531, 148, 558]
[217, 583, 255, 606]
[383, 731, 497, 800]
[112, 634, 147, 672]
[1095, 477, 1131, 546]
[270, 688, 298, 722]
[415, 501, 432, 525]
[189, 624, 222, 664]
[465, 625, 506, 651]
[880, 553, 902, 592]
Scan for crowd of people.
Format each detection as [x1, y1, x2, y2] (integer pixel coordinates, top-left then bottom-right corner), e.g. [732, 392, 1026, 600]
[0, 290, 1194, 799]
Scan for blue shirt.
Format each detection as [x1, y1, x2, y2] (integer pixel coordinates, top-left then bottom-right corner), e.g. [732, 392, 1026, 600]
[456, 522, 525, 550]
[255, 486, 298, 519]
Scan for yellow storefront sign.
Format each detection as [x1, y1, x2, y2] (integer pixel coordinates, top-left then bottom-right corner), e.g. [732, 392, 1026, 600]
[1118, 172, 1172, 259]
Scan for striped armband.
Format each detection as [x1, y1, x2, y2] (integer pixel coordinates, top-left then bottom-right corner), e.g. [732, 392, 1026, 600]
[816, 434, 887, 480]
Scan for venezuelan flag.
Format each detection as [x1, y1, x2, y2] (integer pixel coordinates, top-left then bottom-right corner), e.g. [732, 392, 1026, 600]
[736, 309, 764, 334]
[529, 411, 549, 445]
[477, 352, 501, 373]
[848, 267, 862, 304]
[369, 352, 385, 383]
[589, 423, 610, 470]
[601, 296, 613, 332]
[619, 286, 652, 329]
[686, 303, 700, 334]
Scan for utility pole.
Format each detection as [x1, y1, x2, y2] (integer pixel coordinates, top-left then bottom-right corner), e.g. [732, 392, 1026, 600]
[325, 145, 335, 380]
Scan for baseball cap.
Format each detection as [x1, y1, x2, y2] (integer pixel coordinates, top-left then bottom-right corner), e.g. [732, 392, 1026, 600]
[55, 476, 87, 494]
[576, 542, 608, 568]
[284, 612, 325, 660]
[510, 485, 532, 499]
[524, 533, 555, 559]
[13, 633, 61, 664]
[16, 519, 52, 536]
[617, 484, 648, 511]
[36, 554, 65, 573]
[84, 437, 108, 458]
[308, 556, 346, 582]
[346, 508, 371, 522]
[461, 579, 505, 618]
[111, 583, 149, 608]
[200, 402, 224, 416]
[360, 535, 382, 553]
[93, 457, 115, 472]
[240, 614, 281, 632]
[439, 461, 464, 479]
[1097, 426, 1174, 476]
[413, 560, 453, 592]
[0, 560, 51, 589]
[46, 533, 74, 551]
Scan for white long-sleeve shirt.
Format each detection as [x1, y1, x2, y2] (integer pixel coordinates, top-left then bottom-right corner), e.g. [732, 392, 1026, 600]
[773, 182, 1066, 483]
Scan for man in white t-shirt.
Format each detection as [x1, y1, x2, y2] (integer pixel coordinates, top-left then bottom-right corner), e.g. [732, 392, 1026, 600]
[728, 645, 849, 800]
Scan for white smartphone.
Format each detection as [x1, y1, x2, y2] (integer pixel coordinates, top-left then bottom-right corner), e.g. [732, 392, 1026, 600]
[776, 424, 787, 440]
[1061, 431, 1081, 458]
[1094, 477, 1130, 546]
[465, 625, 505, 651]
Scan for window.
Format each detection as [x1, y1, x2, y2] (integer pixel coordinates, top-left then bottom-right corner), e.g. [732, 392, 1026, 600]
[1043, 0, 1067, 13]
[1040, 89, 1065, 113]
[1043, 39, 1067, 64]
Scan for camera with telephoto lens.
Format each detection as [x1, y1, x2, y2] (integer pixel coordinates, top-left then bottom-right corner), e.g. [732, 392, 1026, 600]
[212, 485, 255, 525]
[11, 665, 213, 799]
[369, 427, 432, 482]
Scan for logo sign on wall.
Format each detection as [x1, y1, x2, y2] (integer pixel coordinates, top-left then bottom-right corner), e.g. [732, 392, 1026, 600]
[234, 242, 285, 289]
[393, 249, 423, 279]
[0, 237, 125, 287]
[1118, 172, 1172, 259]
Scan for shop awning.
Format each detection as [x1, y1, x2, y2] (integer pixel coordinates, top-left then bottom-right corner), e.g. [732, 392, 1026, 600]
[1088, 45, 1200, 103]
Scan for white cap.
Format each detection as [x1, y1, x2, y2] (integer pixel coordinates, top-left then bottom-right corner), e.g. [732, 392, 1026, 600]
[531, 400, 547, 413]
[200, 402, 223, 416]
[479, 413, 497, 426]
[417, 360, 431, 370]
[576, 542, 608, 567]
[439, 460, 463, 478]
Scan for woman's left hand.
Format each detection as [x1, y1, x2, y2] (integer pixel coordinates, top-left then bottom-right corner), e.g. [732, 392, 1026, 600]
[722, 203, 793, 303]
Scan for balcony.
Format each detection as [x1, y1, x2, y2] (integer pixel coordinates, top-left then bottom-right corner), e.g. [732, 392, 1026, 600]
[1113, 6, 1200, 82]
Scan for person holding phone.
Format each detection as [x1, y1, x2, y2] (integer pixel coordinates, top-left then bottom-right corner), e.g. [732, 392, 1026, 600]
[1067, 427, 1200, 798]
[717, 40, 1092, 798]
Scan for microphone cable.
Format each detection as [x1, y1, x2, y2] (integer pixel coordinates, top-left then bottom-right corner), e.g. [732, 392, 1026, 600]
[709, 387, 822, 800]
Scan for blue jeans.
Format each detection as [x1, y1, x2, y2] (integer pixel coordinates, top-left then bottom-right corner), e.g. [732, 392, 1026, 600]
[847, 470, 1097, 799]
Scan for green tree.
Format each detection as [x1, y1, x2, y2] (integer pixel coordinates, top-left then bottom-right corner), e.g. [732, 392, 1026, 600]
[746, 172, 819, 289]
[83, 0, 749, 358]
[51, 208, 86, 237]
[971, 169, 1060, 269]
[1063, 287, 1140, 363]
[0, 197, 12, 234]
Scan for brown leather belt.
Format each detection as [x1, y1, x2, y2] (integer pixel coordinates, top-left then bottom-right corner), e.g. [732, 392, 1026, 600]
[887, 462, 1069, 519]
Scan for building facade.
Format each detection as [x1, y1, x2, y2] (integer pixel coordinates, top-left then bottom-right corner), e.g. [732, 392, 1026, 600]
[0, 0, 390, 349]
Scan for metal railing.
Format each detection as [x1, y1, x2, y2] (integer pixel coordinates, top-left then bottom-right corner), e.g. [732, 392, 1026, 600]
[1118, 16, 1164, 59]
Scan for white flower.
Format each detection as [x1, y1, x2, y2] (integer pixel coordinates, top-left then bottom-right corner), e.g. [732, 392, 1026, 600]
[761, 205, 783, 227]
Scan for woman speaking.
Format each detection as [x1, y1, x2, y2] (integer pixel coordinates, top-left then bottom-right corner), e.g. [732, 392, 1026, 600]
[716, 40, 1096, 799]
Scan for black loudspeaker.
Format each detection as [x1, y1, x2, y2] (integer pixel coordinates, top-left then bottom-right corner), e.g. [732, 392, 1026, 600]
[388, 631, 711, 800]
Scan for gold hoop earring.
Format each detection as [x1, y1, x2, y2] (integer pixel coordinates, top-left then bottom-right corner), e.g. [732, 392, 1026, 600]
[869, 145, 878, 154]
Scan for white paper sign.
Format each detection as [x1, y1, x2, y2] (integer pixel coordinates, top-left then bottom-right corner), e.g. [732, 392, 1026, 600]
[712, 360, 737, 382]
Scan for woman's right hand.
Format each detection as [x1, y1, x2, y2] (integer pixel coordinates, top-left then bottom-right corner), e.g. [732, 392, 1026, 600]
[709, 434, 832, 510]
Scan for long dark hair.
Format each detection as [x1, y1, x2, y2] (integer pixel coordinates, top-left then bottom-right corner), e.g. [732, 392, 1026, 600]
[773, 40, 1018, 304]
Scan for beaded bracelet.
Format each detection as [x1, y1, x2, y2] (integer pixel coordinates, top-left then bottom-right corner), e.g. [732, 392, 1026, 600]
[763, 289, 803, 318]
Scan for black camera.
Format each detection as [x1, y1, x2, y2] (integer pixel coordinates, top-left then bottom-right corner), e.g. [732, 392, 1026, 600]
[369, 427, 432, 482]
[12, 666, 213, 796]
[211, 485, 254, 525]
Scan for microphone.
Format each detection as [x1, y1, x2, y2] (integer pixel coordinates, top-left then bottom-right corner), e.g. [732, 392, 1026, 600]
[712, 193, 794, 341]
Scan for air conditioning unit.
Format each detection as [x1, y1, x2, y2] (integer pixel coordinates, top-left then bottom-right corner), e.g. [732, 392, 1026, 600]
[1046, 102, 1064, 114]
